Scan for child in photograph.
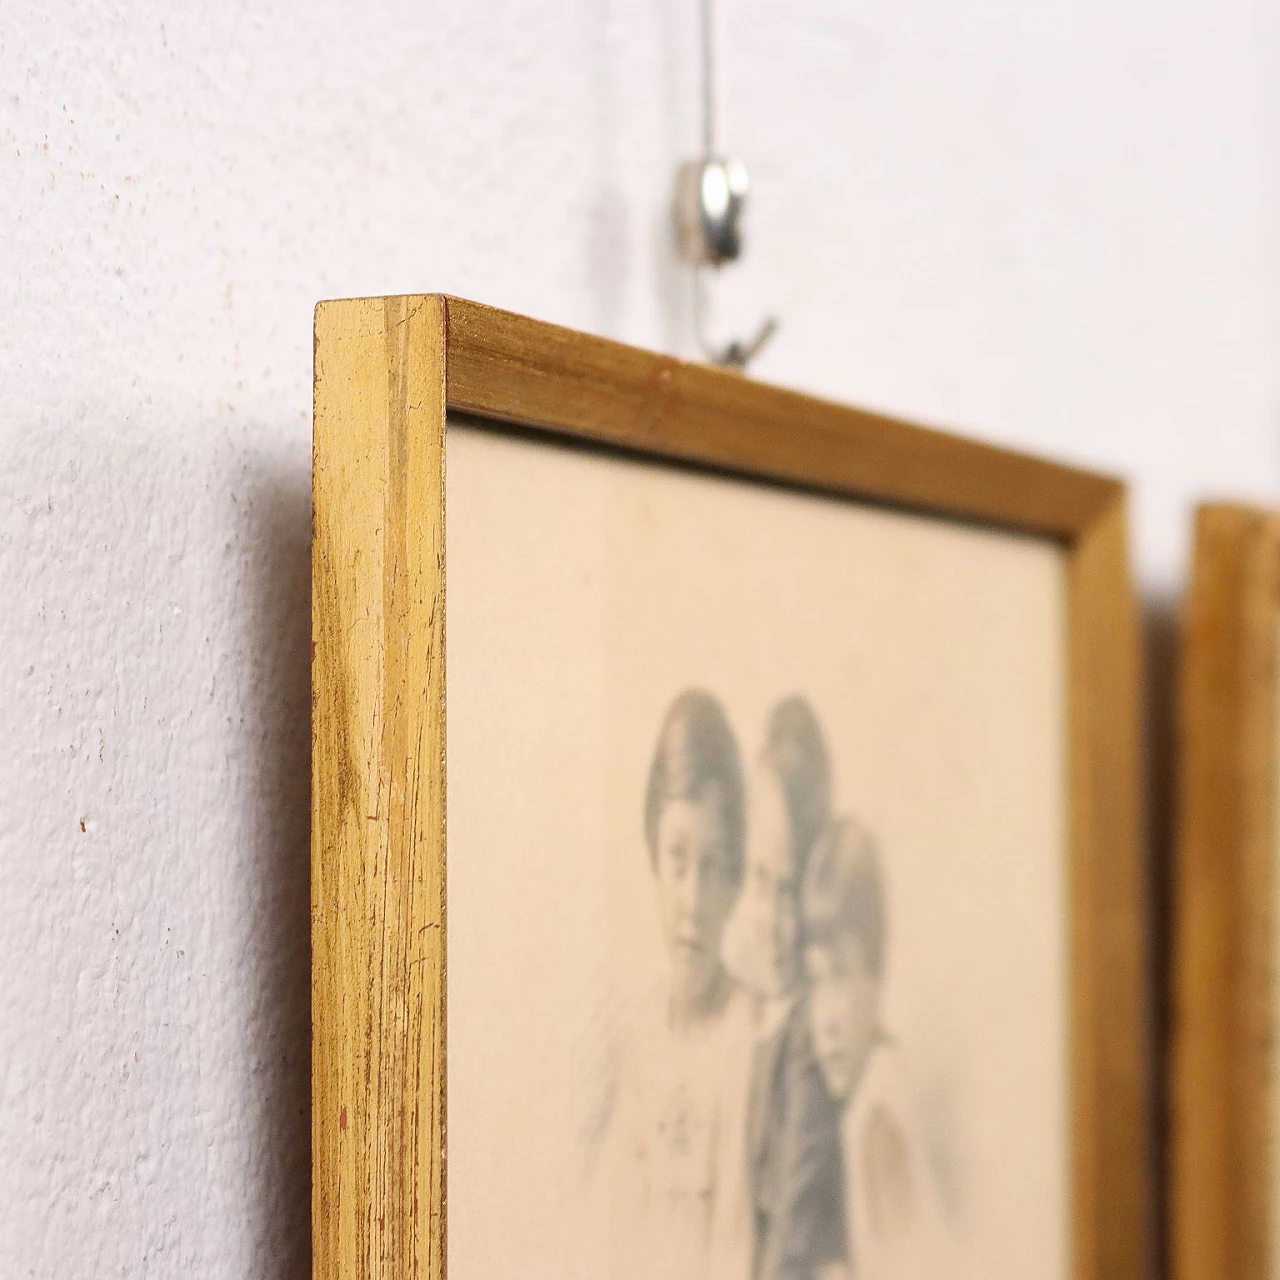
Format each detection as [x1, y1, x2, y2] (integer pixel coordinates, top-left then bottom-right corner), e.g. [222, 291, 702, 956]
[801, 819, 943, 1280]
[606, 689, 757, 1280]
[728, 697, 830, 1021]
[725, 697, 847, 1280]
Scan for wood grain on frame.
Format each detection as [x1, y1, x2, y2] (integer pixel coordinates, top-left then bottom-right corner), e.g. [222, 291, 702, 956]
[1066, 496, 1147, 1280]
[313, 296, 447, 1280]
[442, 298, 1117, 541]
[312, 294, 1150, 1280]
[1173, 506, 1280, 1280]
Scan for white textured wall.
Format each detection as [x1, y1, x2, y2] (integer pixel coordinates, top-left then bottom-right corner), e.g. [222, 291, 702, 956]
[1, 1, 1275, 1274]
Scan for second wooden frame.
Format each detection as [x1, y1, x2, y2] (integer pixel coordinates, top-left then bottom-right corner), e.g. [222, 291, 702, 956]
[1173, 505, 1280, 1280]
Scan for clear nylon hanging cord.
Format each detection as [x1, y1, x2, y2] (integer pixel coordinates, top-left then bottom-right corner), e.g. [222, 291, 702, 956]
[700, 0, 716, 158]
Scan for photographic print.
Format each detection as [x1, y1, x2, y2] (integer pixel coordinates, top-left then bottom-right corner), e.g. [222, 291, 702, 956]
[446, 420, 1066, 1280]
[311, 295, 1149, 1280]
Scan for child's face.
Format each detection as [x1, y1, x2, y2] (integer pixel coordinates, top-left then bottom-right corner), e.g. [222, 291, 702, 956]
[742, 770, 802, 998]
[654, 786, 738, 1014]
[806, 933, 879, 1101]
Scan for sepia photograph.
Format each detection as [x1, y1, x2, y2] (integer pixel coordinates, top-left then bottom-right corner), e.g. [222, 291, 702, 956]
[581, 688, 946, 1280]
[445, 414, 1069, 1280]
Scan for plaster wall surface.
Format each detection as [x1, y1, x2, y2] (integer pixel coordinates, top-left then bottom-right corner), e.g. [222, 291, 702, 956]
[2, 0, 1278, 1274]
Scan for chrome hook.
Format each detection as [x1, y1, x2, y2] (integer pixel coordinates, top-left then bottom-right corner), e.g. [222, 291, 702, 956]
[674, 157, 779, 370]
[672, 0, 778, 371]
[692, 260, 778, 371]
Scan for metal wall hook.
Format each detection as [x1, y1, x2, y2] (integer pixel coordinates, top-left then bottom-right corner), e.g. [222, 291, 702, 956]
[708, 313, 779, 371]
[672, 0, 778, 372]
[691, 263, 778, 371]
[675, 157, 749, 267]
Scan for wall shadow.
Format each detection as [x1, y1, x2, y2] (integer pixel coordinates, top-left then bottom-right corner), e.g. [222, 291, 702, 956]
[242, 455, 312, 1279]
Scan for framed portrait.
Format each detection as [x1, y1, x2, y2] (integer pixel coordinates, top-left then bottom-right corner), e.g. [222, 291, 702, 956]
[1172, 505, 1280, 1280]
[312, 296, 1149, 1280]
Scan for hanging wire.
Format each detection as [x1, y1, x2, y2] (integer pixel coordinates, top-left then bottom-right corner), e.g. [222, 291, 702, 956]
[700, 0, 717, 159]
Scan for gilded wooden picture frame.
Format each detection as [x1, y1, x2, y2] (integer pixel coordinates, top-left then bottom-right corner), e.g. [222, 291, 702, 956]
[1172, 504, 1280, 1280]
[312, 295, 1149, 1280]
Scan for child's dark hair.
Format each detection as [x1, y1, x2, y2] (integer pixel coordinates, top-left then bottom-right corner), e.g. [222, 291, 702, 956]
[760, 694, 831, 879]
[802, 817, 886, 980]
[644, 689, 745, 889]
